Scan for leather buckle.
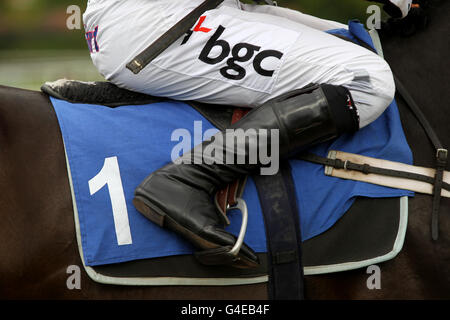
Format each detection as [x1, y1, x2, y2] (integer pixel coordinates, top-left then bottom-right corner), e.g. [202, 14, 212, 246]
[436, 148, 448, 162]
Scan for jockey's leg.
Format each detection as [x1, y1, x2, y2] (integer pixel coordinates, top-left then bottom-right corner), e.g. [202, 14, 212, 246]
[239, 1, 395, 127]
[84, 0, 395, 129]
[133, 83, 360, 268]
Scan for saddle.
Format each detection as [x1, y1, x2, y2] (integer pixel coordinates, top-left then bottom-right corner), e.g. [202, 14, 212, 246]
[42, 79, 410, 299]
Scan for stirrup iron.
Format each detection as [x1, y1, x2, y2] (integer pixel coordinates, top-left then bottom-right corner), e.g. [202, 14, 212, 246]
[195, 198, 250, 267]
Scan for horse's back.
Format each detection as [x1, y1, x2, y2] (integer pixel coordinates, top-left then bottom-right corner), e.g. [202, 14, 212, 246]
[0, 86, 74, 297]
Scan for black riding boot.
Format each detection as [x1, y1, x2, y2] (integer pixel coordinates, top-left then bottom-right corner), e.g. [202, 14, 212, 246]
[133, 84, 359, 268]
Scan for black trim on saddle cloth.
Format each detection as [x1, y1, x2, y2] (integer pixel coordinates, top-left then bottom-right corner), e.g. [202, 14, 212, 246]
[85, 197, 406, 284]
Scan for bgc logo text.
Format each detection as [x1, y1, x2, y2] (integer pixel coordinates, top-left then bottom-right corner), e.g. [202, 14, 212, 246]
[198, 25, 284, 81]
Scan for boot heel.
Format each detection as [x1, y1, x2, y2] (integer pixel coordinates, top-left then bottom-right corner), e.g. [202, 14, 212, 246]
[133, 196, 165, 227]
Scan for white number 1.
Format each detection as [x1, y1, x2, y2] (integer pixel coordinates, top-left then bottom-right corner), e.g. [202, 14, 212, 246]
[88, 156, 133, 246]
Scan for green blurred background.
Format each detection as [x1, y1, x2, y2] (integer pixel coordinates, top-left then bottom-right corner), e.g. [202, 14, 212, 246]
[0, 0, 376, 90]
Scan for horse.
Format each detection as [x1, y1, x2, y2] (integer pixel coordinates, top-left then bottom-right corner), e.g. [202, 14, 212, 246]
[0, 0, 448, 299]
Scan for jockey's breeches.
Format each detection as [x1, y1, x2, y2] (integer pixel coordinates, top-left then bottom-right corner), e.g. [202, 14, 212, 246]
[84, 0, 395, 128]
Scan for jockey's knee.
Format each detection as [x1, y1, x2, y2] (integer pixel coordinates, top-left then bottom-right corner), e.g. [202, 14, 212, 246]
[349, 56, 396, 128]
[374, 58, 396, 105]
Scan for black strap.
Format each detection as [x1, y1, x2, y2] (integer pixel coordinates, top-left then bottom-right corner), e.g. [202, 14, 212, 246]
[394, 76, 443, 151]
[126, 0, 225, 74]
[298, 152, 450, 192]
[394, 76, 448, 240]
[300, 148, 448, 241]
[253, 162, 304, 300]
[432, 154, 446, 240]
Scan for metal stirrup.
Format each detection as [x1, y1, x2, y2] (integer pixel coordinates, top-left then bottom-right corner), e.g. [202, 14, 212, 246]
[227, 198, 249, 257]
[193, 198, 250, 267]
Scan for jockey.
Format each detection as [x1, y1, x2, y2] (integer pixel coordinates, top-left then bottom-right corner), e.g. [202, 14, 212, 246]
[83, 0, 411, 267]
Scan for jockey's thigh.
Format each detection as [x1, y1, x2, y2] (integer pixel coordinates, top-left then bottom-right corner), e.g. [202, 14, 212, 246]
[85, 0, 395, 128]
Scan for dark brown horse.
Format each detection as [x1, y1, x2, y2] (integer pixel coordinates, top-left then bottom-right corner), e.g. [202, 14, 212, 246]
[0, 0, 448, 299]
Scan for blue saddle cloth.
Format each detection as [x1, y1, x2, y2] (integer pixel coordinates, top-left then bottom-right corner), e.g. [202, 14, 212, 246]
[51, 21, 413, 267]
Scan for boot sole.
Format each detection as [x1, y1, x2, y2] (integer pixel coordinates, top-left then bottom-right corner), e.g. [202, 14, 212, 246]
[133, 195, 259, 269]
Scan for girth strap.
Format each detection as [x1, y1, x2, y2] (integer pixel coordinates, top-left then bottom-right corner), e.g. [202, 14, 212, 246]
[253, 163, 305, 300]
[224, 108, 304, 299]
